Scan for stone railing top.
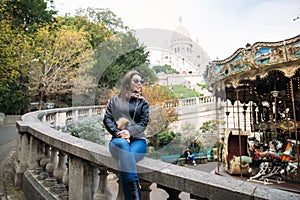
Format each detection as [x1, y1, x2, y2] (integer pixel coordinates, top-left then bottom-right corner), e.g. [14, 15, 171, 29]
[16, 107, 300, 200]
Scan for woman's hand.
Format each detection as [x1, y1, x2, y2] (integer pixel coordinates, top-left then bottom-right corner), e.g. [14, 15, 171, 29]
[117, 130, 131, 143]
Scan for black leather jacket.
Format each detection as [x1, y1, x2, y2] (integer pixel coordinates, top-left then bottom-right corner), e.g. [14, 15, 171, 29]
[103, 95, 149, 139]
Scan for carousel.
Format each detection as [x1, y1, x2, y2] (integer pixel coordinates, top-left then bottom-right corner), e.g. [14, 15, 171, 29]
[205, 34, 300, 184]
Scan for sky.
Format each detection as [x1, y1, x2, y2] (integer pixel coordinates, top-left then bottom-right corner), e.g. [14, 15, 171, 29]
[53, 0, 300, 60]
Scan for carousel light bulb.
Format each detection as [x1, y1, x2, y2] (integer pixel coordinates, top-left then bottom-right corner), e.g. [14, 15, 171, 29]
[270, 90, 279, 98]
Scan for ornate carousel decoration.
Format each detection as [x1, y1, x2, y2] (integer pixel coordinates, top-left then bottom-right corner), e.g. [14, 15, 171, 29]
[205, 34, 300, 183]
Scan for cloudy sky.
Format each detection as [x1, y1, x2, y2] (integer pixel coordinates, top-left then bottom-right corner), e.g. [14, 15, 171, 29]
[54, 0, 300, 60]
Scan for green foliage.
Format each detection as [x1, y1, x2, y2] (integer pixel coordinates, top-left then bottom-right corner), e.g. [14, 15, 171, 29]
[149, 130, 181, 150]
[199, 120, 218, 132]
[0, 4, 150, 113]
[29, 25, 93, 109]
[0, 20, 31, 114]
[134, 64, 157, 84]
[152, 64, 178, 74]
[67, 117, 107, 145]
[171, 85, 201, 98]
[94, 31, 149, 89]
[1, 0, 57, 33]
[196, 83, 208, 90]
[188, 138, 203, 153]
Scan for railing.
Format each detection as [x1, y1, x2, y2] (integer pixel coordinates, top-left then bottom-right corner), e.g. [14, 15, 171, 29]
[14, 106, 300, 200]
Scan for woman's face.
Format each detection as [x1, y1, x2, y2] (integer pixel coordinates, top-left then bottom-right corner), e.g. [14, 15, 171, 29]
[130, 74, 144, 93]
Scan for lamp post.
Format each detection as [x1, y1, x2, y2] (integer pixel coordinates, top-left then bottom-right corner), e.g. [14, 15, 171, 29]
[270, 90, 279, 136]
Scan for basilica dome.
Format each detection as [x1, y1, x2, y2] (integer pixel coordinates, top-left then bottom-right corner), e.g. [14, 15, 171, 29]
[171, 16, 191, 43]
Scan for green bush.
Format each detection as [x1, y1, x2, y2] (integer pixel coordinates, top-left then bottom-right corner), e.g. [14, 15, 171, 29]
[67, 116, 107, 145]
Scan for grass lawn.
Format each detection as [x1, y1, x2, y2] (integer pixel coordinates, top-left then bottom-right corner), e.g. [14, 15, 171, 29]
[171, 85, 202, 99]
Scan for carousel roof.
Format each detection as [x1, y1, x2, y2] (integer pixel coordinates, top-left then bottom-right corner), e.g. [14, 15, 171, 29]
[204, 34, 300, 105]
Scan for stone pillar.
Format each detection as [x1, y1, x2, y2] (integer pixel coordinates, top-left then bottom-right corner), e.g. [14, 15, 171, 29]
[20, 133, 29, 167]
[14, 132, 29, 187]
[16, 130, 23, 162]
[68, 154, 94, 200]
[93, 166, 112, 200]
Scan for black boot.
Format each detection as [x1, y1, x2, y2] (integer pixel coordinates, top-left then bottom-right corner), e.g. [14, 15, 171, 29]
[128, 180, 141, 200]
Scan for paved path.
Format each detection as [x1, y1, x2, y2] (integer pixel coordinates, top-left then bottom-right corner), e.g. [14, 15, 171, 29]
[0, 123, 27, 199]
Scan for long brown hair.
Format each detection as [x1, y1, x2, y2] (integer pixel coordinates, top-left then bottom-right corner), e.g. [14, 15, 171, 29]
[119, 70, 143, 102]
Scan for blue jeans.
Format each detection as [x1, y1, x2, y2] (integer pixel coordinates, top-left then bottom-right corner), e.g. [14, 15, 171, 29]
[109, 138, 146, 200]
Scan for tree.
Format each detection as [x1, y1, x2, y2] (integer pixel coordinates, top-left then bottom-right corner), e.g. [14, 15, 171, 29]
[0, 0, 57, 33]
[134, 64, 157, 84]
[93, 31, 149, 89]
[0, 20, 32, 114]
[0, 0, 57, 114]
[152, 64, 178, 74]
[143, 84, 179, 138]
[59, 8, 150, 105]
[61, 7, 128, 49]
[29, 25, 93, 109]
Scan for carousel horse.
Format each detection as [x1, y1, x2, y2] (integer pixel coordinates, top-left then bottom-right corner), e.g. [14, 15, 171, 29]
[249, 139, 298, 182]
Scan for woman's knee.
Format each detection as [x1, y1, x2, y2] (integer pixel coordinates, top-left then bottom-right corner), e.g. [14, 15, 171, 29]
[110, 138, 130, 150]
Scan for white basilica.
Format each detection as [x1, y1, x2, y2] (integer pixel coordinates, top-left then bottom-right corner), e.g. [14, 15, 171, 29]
[157, 17, 211, 76]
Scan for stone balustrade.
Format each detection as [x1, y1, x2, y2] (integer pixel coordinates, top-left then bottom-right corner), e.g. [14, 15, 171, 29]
[14, 106, 300, 200]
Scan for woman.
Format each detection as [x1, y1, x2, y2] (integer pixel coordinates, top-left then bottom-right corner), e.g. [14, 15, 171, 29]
[103, 70, 149, 200]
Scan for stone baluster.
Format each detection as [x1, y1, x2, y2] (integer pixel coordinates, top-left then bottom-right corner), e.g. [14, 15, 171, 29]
[40, 144, 51, 169]
[140, 180, 152, 200]
[157, 184, 181, 200]
[74, 110, 79, 121]
[196, 97, 200, 105]
[46, 148, 58, 175]
[41, 114, 46, 123]
[114, 173, 124, 200]
[28, 136, 43, 170]
[53, 151, 67, 183]
[68, 154, 94, 200]
[62, 159, 69, 187]
[88, 108, 93, 118]
[93, 166, 112, 200]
